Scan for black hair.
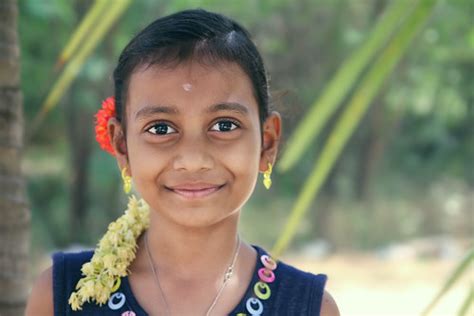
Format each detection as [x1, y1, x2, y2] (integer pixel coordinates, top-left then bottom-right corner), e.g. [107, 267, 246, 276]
[113, 9, 270, 143]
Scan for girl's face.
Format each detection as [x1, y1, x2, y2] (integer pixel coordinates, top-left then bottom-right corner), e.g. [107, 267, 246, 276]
[109, 61, 281, 228]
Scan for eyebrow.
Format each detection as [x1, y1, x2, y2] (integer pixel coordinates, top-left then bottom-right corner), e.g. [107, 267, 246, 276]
[134, 102, 249, 120]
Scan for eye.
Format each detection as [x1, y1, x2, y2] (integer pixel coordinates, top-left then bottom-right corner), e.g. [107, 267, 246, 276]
[146, 122, 177, 135]
[211, 119, 240, 132]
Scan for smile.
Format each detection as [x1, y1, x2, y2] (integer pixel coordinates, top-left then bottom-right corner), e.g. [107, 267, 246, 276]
[166, 184, 225, 199]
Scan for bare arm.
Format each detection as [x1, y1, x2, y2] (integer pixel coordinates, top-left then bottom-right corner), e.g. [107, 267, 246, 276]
[25, 266, 54, 316]
[320, 290, 340, 316]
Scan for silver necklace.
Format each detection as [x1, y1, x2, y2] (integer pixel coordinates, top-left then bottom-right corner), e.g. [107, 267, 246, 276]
[144, 231, 242, 316]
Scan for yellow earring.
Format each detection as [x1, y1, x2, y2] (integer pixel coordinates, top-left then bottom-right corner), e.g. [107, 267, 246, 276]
[263, 162, 273, 190]
[121, 167, 132, 194]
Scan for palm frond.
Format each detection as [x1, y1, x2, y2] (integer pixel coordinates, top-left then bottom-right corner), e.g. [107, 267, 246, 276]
[271, 0, 438, 257]
[421, 247, 473, 316]
[55, 0, 109, 69]
[458, 285, 473, 316]
[277, 0, 416, 173]
[32, 0, 132, 133]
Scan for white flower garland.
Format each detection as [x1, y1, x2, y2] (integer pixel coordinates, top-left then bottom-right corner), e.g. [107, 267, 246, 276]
[68, 195, 150, 311]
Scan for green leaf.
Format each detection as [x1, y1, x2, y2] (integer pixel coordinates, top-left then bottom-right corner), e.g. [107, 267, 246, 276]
[271, 0, 438, 257]
[32, 0, 132, 134]
[277, 0, 415, 173]
[56, 0, 109, 69]
[458, 285, 473, 316]
[421, 247, 474, 316]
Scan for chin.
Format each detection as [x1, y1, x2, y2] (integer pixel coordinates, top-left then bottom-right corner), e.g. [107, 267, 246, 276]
[149, 199, 239, 229]
[141, 184, 241, 227]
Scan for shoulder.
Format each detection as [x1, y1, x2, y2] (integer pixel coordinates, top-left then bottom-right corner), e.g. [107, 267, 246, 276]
[25, 266, 54, 316]
[50, 249, 95, 278]
[272, 258, 339, 315]
[320, 289, 340, 316]
[51, 249, 94, 266]
[274, 259, 327, 290]
[25, 249, 94, 316]
[49, 249, 94, 286]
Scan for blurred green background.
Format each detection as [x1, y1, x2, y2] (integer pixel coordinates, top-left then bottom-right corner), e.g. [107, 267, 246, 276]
[15, 0, 473, 315]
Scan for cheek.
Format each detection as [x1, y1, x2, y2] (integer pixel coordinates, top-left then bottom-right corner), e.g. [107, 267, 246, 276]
[228, 136, 261, 188]
[126, 137, 164, 185]
[229, 141, 260, 173]
[228, 141, 261, 209]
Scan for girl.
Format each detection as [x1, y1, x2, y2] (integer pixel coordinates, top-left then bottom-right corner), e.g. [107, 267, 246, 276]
[27, 9, 339, 316]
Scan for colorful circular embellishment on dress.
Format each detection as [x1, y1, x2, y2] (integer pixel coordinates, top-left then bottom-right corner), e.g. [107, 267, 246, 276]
[239, 253, 278, 315]
[260, 254, 277, 270]
[121, 312, 136, 316]
[111, 277, 122, 292]
[254, 281, 271, 300]
[108, 292, 126, 310]
[258, 267, 275, 283]
[246, 297, 264, 315]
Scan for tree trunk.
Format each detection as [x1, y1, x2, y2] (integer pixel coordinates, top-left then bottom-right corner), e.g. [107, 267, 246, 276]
[65, 92, 92, 244]
[0, 0, 30, 315]
[355, 93, 386, 200]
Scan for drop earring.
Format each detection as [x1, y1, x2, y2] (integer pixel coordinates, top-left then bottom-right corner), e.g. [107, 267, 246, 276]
[121, 167, 132, 194]
[263, 162, 273, 190]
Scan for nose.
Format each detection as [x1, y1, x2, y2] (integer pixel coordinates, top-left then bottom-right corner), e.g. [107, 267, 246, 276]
[172, 134, 215, 171]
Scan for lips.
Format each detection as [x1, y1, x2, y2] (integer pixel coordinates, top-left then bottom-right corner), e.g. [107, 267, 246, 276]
[165, 183, 225, 199]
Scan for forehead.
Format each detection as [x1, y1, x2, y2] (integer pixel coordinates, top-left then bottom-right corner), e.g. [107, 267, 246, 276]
[126, 61, 259, 119]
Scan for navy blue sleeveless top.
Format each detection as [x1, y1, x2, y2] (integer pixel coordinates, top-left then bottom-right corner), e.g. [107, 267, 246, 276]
[52, 244, 327, 315]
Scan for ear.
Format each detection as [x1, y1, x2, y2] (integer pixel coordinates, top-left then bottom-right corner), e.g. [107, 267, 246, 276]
[107, 117, 130, 175]
[259, 111, 282, 173]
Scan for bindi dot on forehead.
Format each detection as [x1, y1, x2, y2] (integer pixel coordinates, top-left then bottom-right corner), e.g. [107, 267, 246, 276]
[182, 83, 193, 92]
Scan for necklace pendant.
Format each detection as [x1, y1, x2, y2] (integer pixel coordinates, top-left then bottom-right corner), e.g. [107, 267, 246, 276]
[224, 268, 233, 281]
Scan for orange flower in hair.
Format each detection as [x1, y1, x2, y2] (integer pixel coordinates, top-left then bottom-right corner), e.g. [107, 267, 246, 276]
[94, 96, 116, 156]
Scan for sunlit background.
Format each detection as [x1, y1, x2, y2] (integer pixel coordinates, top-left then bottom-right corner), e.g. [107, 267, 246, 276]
[8, 0, 474, 315]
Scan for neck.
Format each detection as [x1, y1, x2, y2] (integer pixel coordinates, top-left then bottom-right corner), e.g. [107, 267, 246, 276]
[136, 210, 242, 281]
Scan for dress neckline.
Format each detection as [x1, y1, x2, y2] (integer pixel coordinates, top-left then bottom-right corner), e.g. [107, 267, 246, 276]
[121, 244, 267, 315]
